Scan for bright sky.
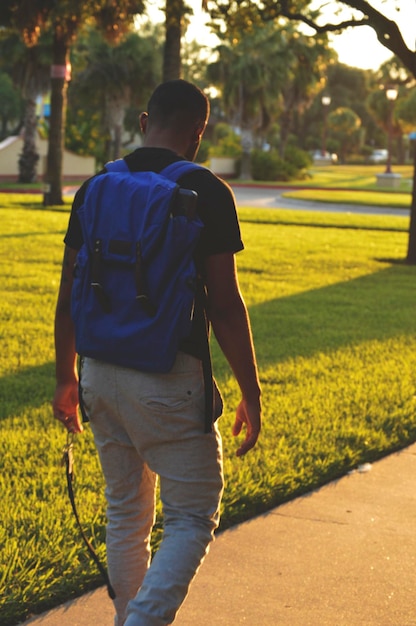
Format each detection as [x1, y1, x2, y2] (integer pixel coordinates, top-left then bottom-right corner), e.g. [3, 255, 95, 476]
[141, 0, 416, 72]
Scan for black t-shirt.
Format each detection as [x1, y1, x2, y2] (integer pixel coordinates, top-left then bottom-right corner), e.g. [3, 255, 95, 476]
[64, 147, 244, 360]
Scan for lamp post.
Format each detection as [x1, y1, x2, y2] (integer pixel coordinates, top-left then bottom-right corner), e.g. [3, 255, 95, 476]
[321, 95, 331, 157]
[385, 86, 398, 174]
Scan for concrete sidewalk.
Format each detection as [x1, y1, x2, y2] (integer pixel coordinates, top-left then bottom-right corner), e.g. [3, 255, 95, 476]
[23, 444, 416, 626]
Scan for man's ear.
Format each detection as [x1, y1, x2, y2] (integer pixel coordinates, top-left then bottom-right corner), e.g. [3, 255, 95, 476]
[191, 123, 205, 145]
[140, 112, 148, 134]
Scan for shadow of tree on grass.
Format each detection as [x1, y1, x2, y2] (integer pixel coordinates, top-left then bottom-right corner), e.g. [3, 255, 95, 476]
[1, 264, 415, 423]
[245, 263, 416, 369]
[0, 362, 55, 421]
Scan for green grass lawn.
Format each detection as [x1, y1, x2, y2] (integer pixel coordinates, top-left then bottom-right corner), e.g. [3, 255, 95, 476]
[282, 187, 412, 208]
[237, 164, 414, 208]
[231, 164, 414, 191]
[1, 193, 415, 624]
[303, 164, 414, 191]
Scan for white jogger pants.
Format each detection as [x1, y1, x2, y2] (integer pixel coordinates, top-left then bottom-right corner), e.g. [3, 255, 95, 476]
[81, 352, 224, 626]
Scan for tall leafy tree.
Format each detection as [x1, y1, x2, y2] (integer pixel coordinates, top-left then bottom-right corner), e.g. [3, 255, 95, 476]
[206, 0, 416, 261]
[276, 29, 333, 157]
[208, 17, 332, 176]
[69, 27, 162, 163]
[162, 0, 207, 81]
[208, 20, 289, 177]
[326, 63, 381, 149]
[297, 63, 382, 154]
[368, 57, 416, 163]
[164, 0, 186, 80]
[0, 0, 145, 204]
[327, 106, 362, 162]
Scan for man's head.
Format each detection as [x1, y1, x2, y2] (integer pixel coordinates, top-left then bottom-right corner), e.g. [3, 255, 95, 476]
[140, 80, 210, 161]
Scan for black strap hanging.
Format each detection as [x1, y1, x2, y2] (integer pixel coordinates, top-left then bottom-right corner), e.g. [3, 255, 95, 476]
[194, 280, 215, 434]
[62, 433, 116, 600]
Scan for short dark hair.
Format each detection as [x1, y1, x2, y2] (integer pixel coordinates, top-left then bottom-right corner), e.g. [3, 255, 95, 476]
[147, 80, 209, 130]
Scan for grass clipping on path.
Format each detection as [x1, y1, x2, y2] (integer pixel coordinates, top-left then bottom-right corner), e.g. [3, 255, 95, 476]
[1, 200, 415, 624]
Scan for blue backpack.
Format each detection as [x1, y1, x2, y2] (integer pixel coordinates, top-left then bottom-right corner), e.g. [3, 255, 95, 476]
[71, 158, 205, 373]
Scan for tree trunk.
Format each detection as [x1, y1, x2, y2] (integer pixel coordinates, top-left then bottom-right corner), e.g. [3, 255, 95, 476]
[106, 94, 127, 161]
[163, 0, 184, 81]
[406, 145, 416, 264]
[113, 124, 122, 161]
[43, 30, 69, 206]
[279, 108, 292, 158]
[240, 128, 253, 180]
[18, 93, 39, 183]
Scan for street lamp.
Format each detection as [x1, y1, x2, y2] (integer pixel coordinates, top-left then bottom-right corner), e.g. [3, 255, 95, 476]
[385, 86, 398, 174]
[321, 95, 331, 156]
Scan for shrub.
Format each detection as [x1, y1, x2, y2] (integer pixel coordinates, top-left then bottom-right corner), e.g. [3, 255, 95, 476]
[213, 122, 234, 143]
[210, 133, 242, 158]
[251, 150, 293, 181]
[346, 153, 367, 165]
[361, 145, 374, 158]
[284, 145, 313, 170]
[196, 139, 210, 163]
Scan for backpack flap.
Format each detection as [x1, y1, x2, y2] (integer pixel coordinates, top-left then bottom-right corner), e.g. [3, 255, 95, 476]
[71, 165, 204, 373]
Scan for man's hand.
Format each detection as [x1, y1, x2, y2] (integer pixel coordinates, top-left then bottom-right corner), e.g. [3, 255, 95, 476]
[232, 398, 261, 457]
[54, 245, 82, 434]
[53, 381, 83, 434]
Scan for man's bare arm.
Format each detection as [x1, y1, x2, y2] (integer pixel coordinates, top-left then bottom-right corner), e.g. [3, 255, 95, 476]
[52, 245, 83, 433]
[205, 252, 261, 456]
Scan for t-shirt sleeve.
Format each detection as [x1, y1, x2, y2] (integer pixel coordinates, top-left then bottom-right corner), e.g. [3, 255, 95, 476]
[63, 183, 87, 250]
[181, 169, 244, 258]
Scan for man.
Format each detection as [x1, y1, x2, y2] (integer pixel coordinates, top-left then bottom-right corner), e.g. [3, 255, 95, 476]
[53, 79, 261, 626]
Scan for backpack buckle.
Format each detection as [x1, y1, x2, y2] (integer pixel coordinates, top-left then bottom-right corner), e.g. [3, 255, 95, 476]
[135, 242, 156, 317]
[91, 239, 112, 313]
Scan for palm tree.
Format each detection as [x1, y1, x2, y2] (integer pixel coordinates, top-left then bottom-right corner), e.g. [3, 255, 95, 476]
[278, 30, 333, 157]
[208, 21, 287, 178]
[163, 0, 186, 81]
[72, 28, 161, 162]
[162, 0, 208, 81]
[0, 32, 50, 182]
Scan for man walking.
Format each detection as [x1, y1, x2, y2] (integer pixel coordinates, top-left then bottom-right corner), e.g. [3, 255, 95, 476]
[53, 79, 261, 626]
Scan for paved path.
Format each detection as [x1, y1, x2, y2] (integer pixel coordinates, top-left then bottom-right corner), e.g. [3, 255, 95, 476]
[22, 444, 416, 626]
[231, 185, 411, 217]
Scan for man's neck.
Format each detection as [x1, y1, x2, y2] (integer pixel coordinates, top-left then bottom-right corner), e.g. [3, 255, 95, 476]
[142, 125, 195, 158]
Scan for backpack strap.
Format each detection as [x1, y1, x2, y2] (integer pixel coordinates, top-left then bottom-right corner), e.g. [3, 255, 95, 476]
[105, 158, 129, 173]
[161, 160, 204, 182]
[104, 158, 204, 180]
[162, 161, 215, 432]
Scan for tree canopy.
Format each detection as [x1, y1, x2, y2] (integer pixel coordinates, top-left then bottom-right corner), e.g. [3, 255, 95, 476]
[206, 0, 416, 262]
[207, 1, 415, 77]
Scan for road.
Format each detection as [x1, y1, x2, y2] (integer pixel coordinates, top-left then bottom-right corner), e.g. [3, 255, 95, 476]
[231, 185, 411, 218]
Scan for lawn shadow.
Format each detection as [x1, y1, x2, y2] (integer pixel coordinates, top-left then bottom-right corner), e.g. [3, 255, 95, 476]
[2, 266, 415, 422]
[0, 361, 55, 421]
[245, 263, 416, 369]
[2, 201, 71, 213]
[240, 216, 408, 234]
[0, 231, 65, 239]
